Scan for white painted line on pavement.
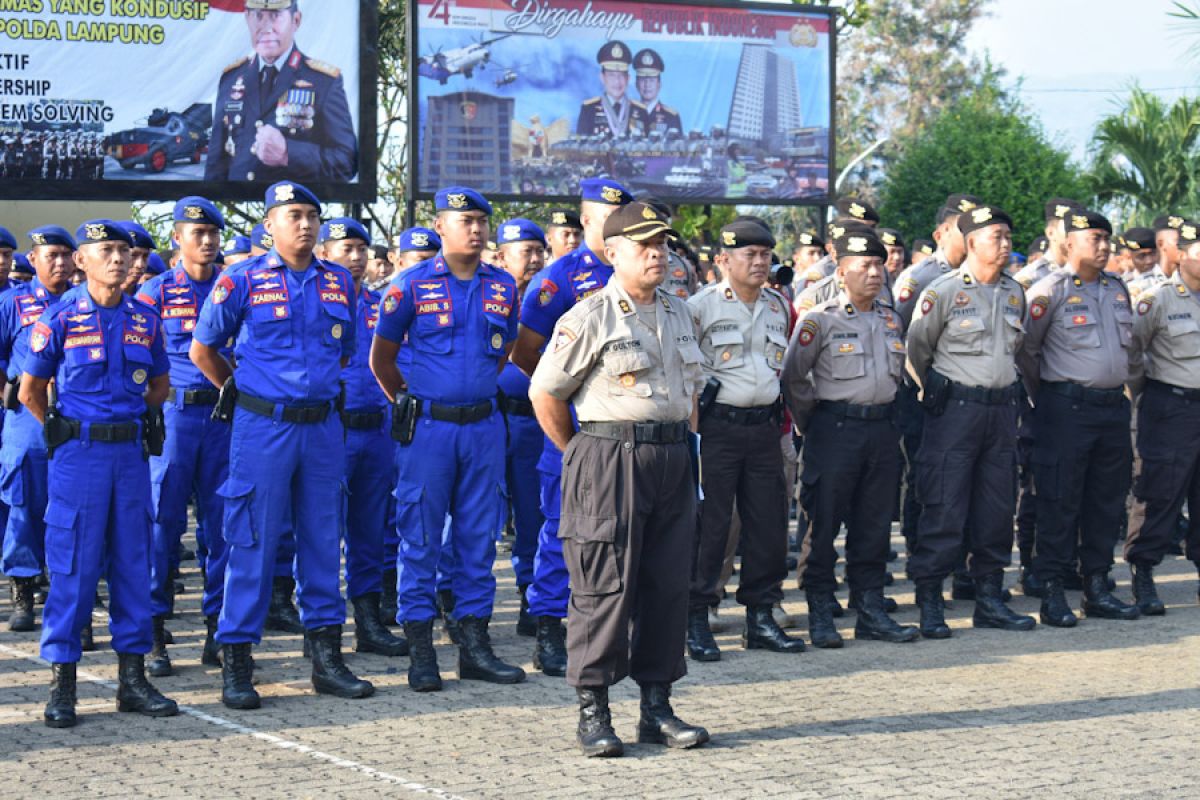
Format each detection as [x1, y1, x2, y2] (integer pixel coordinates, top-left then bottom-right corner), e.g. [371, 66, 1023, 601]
[0, 642, 466, 800]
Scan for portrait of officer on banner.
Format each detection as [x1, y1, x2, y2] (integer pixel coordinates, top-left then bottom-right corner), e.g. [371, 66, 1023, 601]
[204, 0, 358, 183]
[576, 41, 649, 139]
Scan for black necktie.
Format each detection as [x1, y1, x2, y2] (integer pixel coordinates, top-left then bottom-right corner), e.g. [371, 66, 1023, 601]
[261, 65, 278, 97]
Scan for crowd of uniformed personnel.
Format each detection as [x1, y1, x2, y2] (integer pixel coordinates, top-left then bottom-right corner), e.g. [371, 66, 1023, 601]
[0, 176, 1197, 759]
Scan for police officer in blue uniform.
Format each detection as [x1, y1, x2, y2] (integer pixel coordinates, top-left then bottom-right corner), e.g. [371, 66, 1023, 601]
[204, 0, 358, 183]
[510, 177, 633, 677]
[250, 223, 274, 257]
[191, 181, 373, 709]
[10, 250, 34, 284]
[0, 226, 16, 292]
[22, 220, 178, 728]
[0, 225, 73, 633]
[135, 197, 233, 675]
[493, 218, 548, 639]
[224, 235, 253, 266]
[315, 216, 408, 657]
[371, 186, 525, 692]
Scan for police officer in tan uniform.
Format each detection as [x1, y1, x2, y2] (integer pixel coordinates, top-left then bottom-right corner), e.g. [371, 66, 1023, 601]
[530, 202, 708, 758]
[1125, 220, 1200, 607]
[906, 205, 1035, 638]
[794, 221, 895, 314]
[1013, 199, 1082, 290]
[685, 220, 803, 662]
[783, 228, 919, 648]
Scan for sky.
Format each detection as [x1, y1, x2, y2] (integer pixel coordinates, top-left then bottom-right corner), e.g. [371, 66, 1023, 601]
[964, 0, 1199, 164]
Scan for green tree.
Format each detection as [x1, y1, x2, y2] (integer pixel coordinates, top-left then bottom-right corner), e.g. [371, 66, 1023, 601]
[1085, 87, 1200, 225]
[877, 90, 1088, 249]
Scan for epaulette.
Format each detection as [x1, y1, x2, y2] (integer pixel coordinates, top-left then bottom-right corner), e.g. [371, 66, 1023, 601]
[631, 100, 648, 111]
[223, 56, 249, 75]
[305, 58, 341, 78]
[659, 104, 677, 115]
[583, 97, 601, 106]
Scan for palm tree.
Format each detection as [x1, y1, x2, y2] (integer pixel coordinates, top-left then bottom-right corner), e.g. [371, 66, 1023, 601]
[1086, 87, 1200, 224]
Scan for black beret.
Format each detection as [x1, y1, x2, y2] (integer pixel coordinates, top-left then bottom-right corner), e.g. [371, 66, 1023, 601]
[545, 207, 582, 230]
[835, 197, 879, 223]
[720, 220, 775, 249]
[943, 193, 984, 216]
[833, 230, 887, 260]
[877, 228, 904, 248]
[1044, 198, 1083, 222]
[1028, 235, 1050, 254]
[826, 219, 875, 243]
[795, 230, 825, 249]
[956, 205, 1013, 236]
[1153, 214, 1186, 232]
[1120, 227, 1155, 251]
[912, 238, 935, 255]
[1064, 209, 1112, 235]
[1178, 220, 1200, 245]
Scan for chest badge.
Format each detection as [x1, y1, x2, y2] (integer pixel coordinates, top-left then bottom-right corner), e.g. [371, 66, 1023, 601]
[331, 323, 343, 340]
[132, 369, 147, 385]
[620, 373, 636, 388]
[491, 332, 503, 350]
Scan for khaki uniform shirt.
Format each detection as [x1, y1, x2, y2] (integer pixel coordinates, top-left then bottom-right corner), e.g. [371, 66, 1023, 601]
[1013, 256, 1060, 290]
[793, 270, 894, 315]
[907, 265, 1025, 390]
[1127, 265, 1168, 301]
[782, 291, 905, 430]
[1128, 273, 1200, 395]
[1018, 267, 1136, 394]
[688, 281, 789, 408]
[797, 254, 835, 290]
[893, 251, 954, 326]
[531, 280, 703, 422]
[662, 251, 700, 300]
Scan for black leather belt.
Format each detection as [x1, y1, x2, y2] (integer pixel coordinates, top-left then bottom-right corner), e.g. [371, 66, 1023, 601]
[500, 396, 535, 418]
[579, 420, 689, 444]
[167, 387, 220, 406]
[948, 381, 1022, 404]
[1042, 380, 1126, 407]
[1147, 379, 1200, 401]
[426, 399, 493, 425]
[817, 400, 895, 420]
[64, 417, 139, 442]
[342, 410, 385, 430]
[707, 402, 775, 426]
[236, 391, 331, 423]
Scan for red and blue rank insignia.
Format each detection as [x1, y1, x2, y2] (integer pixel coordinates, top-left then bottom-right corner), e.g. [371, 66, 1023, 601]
[211, 275, 234, 304]
[482, 279, 513, 316]
[414, 278, 452, 321]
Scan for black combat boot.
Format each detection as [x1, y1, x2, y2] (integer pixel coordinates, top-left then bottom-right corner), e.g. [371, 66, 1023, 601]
[402, 619, 442, 692]
[854, 587, 919, 642]
[202, 615, 221, 666]
[577, 687, 623, 757]
[973, 572, 1036, 631]
[915, 580, 951, 639]
[847, 589, 898, 613]
[743, 604, 805, 652]
[951, 572, 975, 600]
[437, 588, 461, 644]
[380, 568, 399, 627]
[8, 576, 35, 631]
[352, 593, 408, 656]
[220, 643, 260, 709]
[805, 590, 843, 648]
[44, 663, 77, 728]
[1131, 563, 1166, 616]
[517, 585, 536, 638]
[1082, 572, 1140, 620]
[80, 620, 95, 652]
[34, 570, 48, 605]
[685, 606, 720, 661]
[147, 616, 172, 677]
[115, 653, 178, 717]
[457, 615, 525, 684]
[636, 683, 710, 749]
[265, 576, 304, 633]
[533, 616, 567, 677]
[1020, 566, 1045, 598]
[1039, 577, 1077, 628]
[310, 625, 375, 698]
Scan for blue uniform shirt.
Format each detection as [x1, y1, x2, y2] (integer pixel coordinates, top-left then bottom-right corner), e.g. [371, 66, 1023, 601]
[26, 287, 169, 423]
[375, 254, 518, 405]
[0, 278, 64, 380]
[342, 284, 388, 413]
[137, 266, 227, 390]
[194, 250, 356, 404]
[519, 244, 612, 338]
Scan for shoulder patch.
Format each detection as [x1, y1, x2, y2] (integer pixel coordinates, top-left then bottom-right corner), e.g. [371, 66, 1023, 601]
[306, 58, 341, 78]
[919, 290, 938, 315]
[1136, 297, 1153, 316]
[797, 318, 819, 346]
[1030, 296, 1049, 319]
[223, 56, 248, 75]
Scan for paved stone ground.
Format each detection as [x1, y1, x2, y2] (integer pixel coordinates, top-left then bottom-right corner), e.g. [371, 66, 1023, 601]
[2, 530, 1199, 800]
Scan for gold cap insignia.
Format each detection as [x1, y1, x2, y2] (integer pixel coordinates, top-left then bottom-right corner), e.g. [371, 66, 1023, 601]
[552, 212, 566, 225]
[1071, 214, 1089, 230]
[329, 223, 346, 239]
[846, 236, 867, 253]
[30, 233, 45, 246]
[971, 207, 993, 224]
[642, 206, 657, 220]
[848, 202, 866, 219]
[262, 233, 274, 248]
[612, 44, 623, 58]
[1055, 204, 1072, 219]
[830, 225, 845, 240]
[274, 184, 295, 203]
[722, 231, 736, 246]
[600, 186, 623, 204]
[881, 232, 896, 245]
[1126, 240, 1139, 249]
[184, 206, 203, 220]
[1183, 224, 1198, 241]
[1170, 215, 1185, 228]
[447, 193, 468, 209]
[85, 224, 106, 241]
[798, 233, 812, 245]
[958, 199, 977, 212]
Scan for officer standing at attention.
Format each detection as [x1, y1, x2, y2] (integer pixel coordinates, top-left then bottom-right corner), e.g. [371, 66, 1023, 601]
[191, 181, 373, 709]
[314, 217, 409, 657]
[783, 228, 919, 648]
[118, 222, 156, 297]
[250, 224, 274, 257]
[685, 219, 804, 661]
[135, 198, 233, 675]
[906, 205, 1035, 638]
[1012, 199, 1081, 290]
[1125, 220, 1200, 606]
[22, 220, 177, 728]
[789, 231, 825, 300]
[529, 201, 709, 758]
[1018, 209, 1140, 626]
[389, 227, 441, 276]
[511, 177, 633, 678]
[370, 187, 525, 692]
[544, 208, 584, 264]
[0, 226, 73, 633]
[493, 219, 548, 641]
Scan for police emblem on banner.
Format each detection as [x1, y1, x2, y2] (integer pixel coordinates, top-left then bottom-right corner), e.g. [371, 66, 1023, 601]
[277, 85, 316, 134]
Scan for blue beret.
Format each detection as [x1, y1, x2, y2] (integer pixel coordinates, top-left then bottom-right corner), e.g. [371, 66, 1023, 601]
[173, 196, 226, 229]
[395, 227, 440, 253]
[580, 176, 633, 206]
[76, 220, 133, 247]
[251, 224, 274, 251]
[0, 226, 15, 250]
[434, 186, 492, 215]
[319, 217, 371, 245]
[118, 221, 157, 250]
[28, 225, 76, 250]
[11, 252, 32, 275]
[265, 181, 321, 212]
[497, 218, 546, 247]
[224, 235, 252, 256]
[145, 252, 167, 275]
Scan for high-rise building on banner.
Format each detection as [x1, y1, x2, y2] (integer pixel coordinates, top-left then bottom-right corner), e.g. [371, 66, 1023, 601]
[421, 91, 513, 193]
[726, 44, 803, 148]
